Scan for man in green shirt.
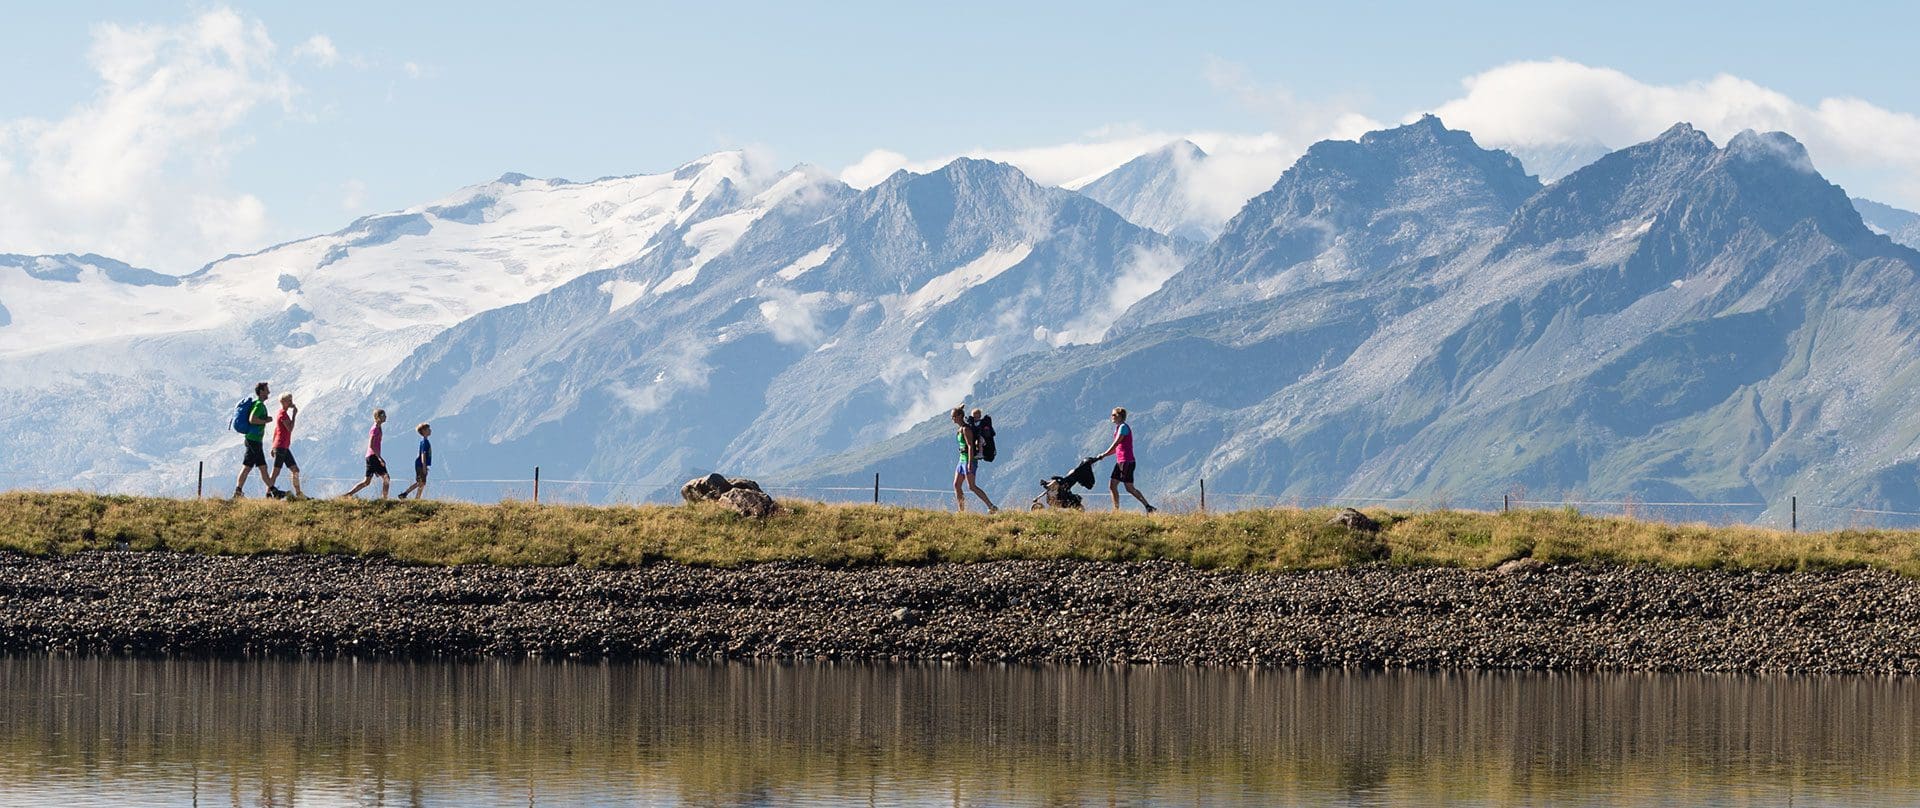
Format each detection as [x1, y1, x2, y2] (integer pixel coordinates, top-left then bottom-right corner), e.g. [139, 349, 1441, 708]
[234, 381, 272, 498]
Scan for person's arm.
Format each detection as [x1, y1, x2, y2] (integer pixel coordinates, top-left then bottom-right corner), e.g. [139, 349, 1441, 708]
[1097, 430, 1121, 459]
[961, 427, 976, 462]
[251, 403, 269, 426]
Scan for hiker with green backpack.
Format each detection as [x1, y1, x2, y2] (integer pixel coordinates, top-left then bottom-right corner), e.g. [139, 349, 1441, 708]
[230, 382, 273, 498]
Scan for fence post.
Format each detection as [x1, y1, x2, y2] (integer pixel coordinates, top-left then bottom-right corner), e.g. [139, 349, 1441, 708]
[873, 472, 880, 504]
[1503, 494, 1509, 513]
[1199, 478, 1206, 513]
[533, 466, 540, 504]
[1791, 495, 1797, 533]
[196, 461, 204, 499]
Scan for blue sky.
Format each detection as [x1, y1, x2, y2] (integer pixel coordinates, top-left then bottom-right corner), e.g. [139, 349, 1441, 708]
[6, 1, 1920, 270]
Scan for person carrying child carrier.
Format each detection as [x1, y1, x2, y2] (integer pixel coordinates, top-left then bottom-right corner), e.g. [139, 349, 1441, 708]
[967, 408, 996, 463]
[950, 407, 998, 513]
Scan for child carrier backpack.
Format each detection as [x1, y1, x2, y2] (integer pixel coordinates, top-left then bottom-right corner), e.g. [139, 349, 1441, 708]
[231, 398, 255, 434]
[977, 414, 996, 462]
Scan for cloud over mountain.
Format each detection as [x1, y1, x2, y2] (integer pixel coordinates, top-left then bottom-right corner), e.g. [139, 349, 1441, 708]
[1430, 59, 1920, 203]
[0, 9, 313, 272]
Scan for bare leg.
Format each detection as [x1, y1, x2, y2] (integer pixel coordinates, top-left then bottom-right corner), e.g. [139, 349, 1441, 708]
[1109, 479, 1121, 510]
[953, 472, 967, 512]
[289, 469, 304, 499]
[344, 476, 372, 498]
[966, 472, 997, 513]
[234, 467, 249, 496]
[378, 474, 390, 499]
[1125, 482, 1154, 511]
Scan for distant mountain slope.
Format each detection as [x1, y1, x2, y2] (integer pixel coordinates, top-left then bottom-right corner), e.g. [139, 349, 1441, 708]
[1500, 139, 1612, 183]
[1853, 197, 1920, 250]
[1069, 140, 1218, 242]
[806, 119, 1920, 520]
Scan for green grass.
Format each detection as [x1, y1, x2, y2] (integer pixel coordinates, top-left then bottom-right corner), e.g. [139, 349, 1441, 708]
[3, 491, 1920, 575]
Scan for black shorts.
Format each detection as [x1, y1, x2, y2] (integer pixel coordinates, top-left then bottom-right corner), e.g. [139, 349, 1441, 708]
[413, 461, 430, 481]
[272, 447, 299, 472]
[242, 441, 268, 468]
[1111, 460, 1136, 484]
[365, 455, 389, 477]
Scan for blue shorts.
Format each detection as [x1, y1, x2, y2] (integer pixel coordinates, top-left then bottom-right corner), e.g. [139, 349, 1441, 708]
[955, 460, 978, 477]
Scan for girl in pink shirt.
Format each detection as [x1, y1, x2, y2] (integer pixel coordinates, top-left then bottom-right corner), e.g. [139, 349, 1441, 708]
[342, 409, 390, 499]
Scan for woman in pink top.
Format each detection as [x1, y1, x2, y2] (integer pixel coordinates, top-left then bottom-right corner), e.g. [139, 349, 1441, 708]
[1095, 407, 1156, 513]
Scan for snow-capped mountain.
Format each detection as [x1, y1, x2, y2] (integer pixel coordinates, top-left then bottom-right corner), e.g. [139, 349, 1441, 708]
[10, 118, 1920, 518]
[0, 151, 795, 490]
[806, 118, 1920, 520]
[332, 157, 1183, 494]
[1068, 140, 1219, 243]
[1853, 197, 1920, 250]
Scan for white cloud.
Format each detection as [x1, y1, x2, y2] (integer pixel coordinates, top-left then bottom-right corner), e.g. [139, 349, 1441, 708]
[1428, 59, 1920, 205]
[0, 8, 298, 271]
[293, 34, 338, 67]
[1049, 243, 1186, 346]
[757, 288, 828, 347]
[609, 339, 712, 416]
[837, 148, 911, 188]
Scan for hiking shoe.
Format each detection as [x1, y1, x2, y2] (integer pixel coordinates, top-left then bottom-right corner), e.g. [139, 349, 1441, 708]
[987, 505, 999, 514]
[266, 487, 284, 500]
[231, 488, 244, 499]
[1145, 504, 1158, 514]
[397, 491, 409, 500]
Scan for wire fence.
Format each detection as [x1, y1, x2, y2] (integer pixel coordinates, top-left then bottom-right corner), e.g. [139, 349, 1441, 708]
[11, 461, 1920, 532]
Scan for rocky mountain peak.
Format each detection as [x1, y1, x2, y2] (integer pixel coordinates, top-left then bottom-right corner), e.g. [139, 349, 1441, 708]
[1726, 129, 1814, 170]
[1650, 122, 1715, 150]
[1071, 139, 1216, 242]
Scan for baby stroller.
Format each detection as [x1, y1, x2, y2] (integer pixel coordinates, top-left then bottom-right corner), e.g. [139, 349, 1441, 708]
[1031, 456, 1100, 510]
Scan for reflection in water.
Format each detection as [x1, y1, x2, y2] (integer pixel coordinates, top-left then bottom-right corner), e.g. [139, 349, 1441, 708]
[0, 655, 1913, 806]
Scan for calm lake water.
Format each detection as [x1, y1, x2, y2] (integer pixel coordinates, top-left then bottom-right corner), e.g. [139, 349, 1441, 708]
[0, 655, 1913, 806]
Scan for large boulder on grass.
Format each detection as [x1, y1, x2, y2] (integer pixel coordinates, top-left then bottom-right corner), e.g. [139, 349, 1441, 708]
[726, 478, 762, 493]
[719, 487, 779, 519]
[1329, 507, 1380, 533]
[680, 473, 735, 503]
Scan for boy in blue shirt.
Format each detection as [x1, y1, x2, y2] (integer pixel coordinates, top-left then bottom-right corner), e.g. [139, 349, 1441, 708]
[398, 423, 432, 500]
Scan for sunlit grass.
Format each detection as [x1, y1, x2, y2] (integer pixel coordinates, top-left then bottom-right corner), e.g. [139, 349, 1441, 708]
[2, 492, 1918, 575]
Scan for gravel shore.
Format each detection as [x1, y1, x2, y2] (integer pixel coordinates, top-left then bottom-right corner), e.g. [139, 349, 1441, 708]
[1, 551, 1916, 674]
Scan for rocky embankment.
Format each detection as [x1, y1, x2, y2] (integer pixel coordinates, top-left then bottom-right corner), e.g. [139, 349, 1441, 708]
[0, 551, 1916, 674]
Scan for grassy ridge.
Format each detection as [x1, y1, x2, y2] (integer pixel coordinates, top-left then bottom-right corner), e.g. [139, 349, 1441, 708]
[2, 492, 1918, 575]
